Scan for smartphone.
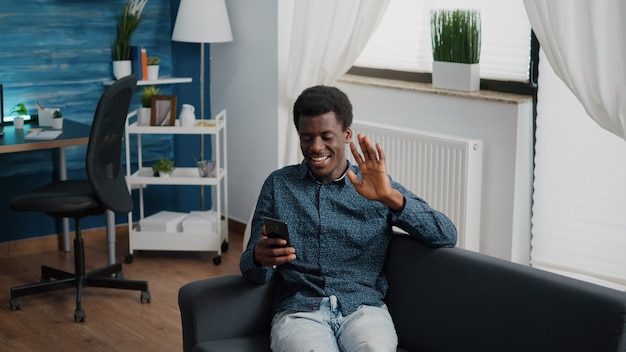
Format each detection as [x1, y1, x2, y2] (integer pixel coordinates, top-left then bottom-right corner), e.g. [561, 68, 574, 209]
[264, 217, 291, 247]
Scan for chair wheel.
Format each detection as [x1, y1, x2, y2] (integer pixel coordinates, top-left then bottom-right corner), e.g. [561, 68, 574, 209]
[115, 271, 125, 279]
[124, 254, 134, 264]
[141, 291, 151, 304]
[212, 255, 222, 265]
[221, 240, 229, 252]
[74, 309, 85, 322]
[10, 298, 21, 311]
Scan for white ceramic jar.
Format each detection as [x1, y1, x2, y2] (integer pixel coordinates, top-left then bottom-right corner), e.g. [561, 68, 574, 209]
[180, 104, 196, 127]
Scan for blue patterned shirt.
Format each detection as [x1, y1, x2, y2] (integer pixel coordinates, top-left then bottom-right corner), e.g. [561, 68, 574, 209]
[240, 160, 457, 315]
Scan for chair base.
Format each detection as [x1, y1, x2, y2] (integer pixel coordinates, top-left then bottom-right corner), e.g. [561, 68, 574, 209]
[10, 236, 150, 322]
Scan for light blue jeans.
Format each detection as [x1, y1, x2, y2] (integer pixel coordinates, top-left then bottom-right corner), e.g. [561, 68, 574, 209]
[270, 296, 397, 352]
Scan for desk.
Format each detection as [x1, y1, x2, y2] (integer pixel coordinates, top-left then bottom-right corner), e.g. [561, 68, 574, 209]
[1, 121, 119, 265]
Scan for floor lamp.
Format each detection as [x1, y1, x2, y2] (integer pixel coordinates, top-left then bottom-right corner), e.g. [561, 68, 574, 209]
[172, 0, 233, 209]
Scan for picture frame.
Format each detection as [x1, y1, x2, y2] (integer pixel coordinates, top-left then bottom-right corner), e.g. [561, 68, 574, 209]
[151, 95, 177, 126]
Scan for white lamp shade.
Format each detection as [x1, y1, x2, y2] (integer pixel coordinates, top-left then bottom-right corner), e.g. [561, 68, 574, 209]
[172, 0, 233, 43]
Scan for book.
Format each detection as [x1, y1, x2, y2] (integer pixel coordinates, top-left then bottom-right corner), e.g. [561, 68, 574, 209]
[141, 48, 148, 80]
[24, 129, 62, 140]
[130, 45, 143, 80]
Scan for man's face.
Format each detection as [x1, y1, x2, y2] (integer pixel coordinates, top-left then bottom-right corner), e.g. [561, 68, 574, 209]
[298, 112, 351, 184]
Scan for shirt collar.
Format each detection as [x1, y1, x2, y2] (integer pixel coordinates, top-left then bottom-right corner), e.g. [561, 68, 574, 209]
[297, 160, 358, 185]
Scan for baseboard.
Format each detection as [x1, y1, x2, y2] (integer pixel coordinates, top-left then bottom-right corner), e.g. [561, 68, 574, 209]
[0, 217, 246, 259]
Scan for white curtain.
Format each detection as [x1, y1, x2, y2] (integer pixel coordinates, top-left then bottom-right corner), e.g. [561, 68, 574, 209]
[523, 0, 626, 140]
[279, 0, 390, 166]
[524, 0, 626, 289]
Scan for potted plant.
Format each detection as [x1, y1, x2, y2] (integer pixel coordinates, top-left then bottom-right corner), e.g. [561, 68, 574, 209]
[10, 103, 28, 129]
[431, 9, 481, 92]
[52, 109, 63, 129]
[138, 85, 159, 125]
[152, 157, 175, 177]
[112, 0, 148, 79]
[147, 56, 160, 80]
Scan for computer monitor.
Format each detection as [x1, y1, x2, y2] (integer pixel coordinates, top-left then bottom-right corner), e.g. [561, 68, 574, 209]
[0, 84, 4, 136]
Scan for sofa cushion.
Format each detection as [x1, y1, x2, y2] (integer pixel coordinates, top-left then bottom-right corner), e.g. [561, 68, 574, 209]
[192, 335, 270, 352]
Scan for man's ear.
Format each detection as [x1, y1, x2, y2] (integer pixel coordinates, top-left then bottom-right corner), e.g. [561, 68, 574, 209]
[344, 128, 352, 143]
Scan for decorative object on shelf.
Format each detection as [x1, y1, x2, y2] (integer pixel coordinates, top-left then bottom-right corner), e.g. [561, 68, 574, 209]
[112, 0, 148, 79]
[139, 85, 159, 126]
[152, 157, 175, 177]
[147, 56, 160, 80]
[179, 104, 196, 127]
[431, 9, 481, 92]
[52, 109, 63, 130]
[172, 0, 233, 209]
[150, 95, 177, 126]
[196, 160, 215, 178]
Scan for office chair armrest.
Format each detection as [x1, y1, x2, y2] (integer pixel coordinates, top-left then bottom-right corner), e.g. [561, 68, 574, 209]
[178, 275, 276, 352]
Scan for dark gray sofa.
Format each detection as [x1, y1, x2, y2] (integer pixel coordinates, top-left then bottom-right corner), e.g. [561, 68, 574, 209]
[179, 233, 626, 352]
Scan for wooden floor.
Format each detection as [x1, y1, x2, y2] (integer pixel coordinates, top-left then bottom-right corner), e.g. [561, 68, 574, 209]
[0, 227, 244, 351]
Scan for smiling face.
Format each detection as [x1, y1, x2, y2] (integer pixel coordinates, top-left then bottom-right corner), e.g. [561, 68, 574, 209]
[299, 112, 352, 184]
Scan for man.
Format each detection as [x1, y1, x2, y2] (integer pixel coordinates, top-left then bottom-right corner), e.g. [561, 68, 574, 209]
[240, 85, 457, 351]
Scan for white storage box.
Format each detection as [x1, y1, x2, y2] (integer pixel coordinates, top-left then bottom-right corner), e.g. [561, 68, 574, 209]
[139, 211, 187, 233]
[182, 210, 218, 233]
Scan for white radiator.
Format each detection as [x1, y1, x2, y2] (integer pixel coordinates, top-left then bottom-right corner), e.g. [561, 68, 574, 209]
[349, 121, 483, 251]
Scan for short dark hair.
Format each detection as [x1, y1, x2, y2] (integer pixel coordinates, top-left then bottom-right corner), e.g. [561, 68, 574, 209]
[292, 85, 353, 132]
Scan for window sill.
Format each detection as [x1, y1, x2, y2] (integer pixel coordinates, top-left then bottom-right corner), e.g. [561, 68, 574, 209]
[339, 74, 532, 105]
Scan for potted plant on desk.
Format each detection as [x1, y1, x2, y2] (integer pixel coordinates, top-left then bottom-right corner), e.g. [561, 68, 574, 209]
[52, 110, 63, 129]
[10, 103, 28, 129]
[152, 157, 175, 178]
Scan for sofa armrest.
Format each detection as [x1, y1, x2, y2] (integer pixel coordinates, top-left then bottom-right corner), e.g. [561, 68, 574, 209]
[178, 275, 276, 352]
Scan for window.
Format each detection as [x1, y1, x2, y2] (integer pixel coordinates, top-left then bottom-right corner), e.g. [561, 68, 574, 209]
[351, 0, 534, 93]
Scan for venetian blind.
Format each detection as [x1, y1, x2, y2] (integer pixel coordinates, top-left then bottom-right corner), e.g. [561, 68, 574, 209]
[354, 0, 532, 82]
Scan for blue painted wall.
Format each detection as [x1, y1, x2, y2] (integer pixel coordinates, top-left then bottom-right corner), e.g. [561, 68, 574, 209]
[0, 0, 212, 242]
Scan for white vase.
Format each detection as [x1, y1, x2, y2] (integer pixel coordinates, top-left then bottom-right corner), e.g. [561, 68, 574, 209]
[179, 104, 196, 127]
[112, 60, 132, 80]
[52, 118, 63, 130]
[147, 65, 160, 80]
[138, 107, 152, 126]
[432, 61, 480, 92]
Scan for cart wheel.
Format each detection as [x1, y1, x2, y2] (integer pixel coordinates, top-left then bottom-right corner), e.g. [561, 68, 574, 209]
[212, 255, 222, 265]
[221, 240, 229, 252]
[141, 291, 151, 304]
[115, 271, 125, 279]
[124, 254, 134, 264]
[10, 298, 21, 311]
[74, 309, 86, 322]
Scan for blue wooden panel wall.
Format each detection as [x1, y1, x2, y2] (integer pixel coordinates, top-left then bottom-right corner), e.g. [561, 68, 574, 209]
[0, 0, 175, 177]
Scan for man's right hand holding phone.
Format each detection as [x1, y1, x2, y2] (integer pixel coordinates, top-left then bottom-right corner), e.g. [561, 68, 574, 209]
[254, 226, 296, 267]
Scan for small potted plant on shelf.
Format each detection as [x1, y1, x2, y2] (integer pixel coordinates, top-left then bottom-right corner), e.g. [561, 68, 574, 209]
[139, 85, 160, 125]
[147, 56, 160, 80]
[431, 8, 481, 92]
[52, 109, 63, 129]
[152, 157, 175, 177]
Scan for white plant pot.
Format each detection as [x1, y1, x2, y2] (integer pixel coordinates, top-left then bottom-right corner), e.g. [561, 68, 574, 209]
[158, 171, 171, 178]
[112, 60, 132, 80]
[432, 61, 480, 92]
[147, 65, 160, 80]
[138, 107, 152, 126]
[52, 118, 63, 130]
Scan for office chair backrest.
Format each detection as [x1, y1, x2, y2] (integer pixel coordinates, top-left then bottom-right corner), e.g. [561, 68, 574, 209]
[87, 75, 137, 214]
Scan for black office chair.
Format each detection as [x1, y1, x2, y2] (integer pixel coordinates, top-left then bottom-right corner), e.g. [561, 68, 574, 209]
[9, 75, 150, 322]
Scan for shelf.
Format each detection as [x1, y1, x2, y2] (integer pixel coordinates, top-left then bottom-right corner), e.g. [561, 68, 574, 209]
[103, 77, 192, 86]
[127, 167, 225, 186]
[130, 229, 222, 251]
[126, 118, 223, 135]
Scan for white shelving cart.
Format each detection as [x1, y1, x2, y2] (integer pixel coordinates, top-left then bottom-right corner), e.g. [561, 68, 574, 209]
[123, 109, 228, 265]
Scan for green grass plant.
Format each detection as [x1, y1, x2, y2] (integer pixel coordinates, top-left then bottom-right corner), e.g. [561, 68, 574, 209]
[431, 9, 481, 64]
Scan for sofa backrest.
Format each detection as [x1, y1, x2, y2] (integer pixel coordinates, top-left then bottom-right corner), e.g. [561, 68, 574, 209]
[384, 233, 626, 352]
